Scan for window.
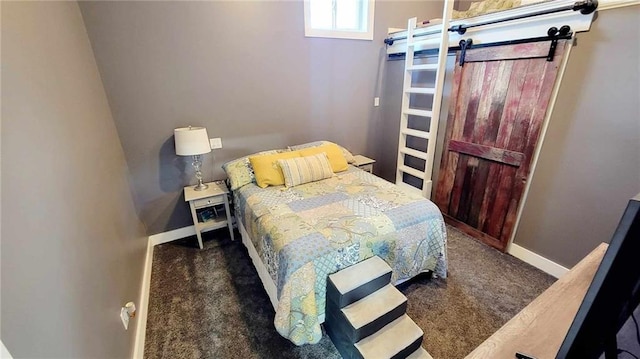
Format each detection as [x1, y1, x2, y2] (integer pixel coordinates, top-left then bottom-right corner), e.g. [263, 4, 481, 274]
[303, 0, 375, 40]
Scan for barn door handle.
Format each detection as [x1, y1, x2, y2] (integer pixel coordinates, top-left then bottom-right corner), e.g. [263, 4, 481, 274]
[459, 39, 473, 66]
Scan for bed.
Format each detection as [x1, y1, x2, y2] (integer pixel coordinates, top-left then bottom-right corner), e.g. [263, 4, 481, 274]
[222, 142, 447, 345]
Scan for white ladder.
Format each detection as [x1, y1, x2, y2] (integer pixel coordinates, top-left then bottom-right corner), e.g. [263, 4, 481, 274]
[395, 0, 455, 199]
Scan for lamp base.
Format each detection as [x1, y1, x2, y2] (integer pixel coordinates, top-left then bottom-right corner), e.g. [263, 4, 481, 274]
[193, 182, 209, 191]
[191, 154, 209, 191]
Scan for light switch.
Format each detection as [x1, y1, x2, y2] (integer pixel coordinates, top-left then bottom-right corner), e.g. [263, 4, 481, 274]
[210, 138, 222, 149]
[374, 97, 380, 107]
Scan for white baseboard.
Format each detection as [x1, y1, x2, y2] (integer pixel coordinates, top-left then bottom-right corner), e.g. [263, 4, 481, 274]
[132, 239, 154, 359]
[508, 243, 569, 279]
[1, 340, 14, 359]
[148, 225, 195, 246]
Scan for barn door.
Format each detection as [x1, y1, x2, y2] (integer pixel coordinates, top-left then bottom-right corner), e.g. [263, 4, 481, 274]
[435, 40, 569, 252]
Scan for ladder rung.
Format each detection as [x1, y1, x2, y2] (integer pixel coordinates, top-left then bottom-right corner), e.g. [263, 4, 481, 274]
[400, 147, 429, 160]
[398, 165, 425, 180]
[408, 37, 440, 48]
[401, 128, 431, 139]
[405, 87, 435, 94]
[407, 64, 438, 71]
[403, 108, 433, 118]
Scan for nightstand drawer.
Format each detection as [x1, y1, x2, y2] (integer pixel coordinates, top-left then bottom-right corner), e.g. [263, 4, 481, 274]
[193, 196, 224, 209]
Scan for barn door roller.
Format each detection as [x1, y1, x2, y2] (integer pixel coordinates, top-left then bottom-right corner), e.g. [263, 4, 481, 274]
[546, 25, 572, 61]
[457, 25, 573, 66]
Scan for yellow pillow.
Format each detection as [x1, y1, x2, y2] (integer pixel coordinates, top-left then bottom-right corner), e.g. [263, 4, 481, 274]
[249, 151, 301, 188]
[278, 153, 334, 188]
[298, 143, 349, 172]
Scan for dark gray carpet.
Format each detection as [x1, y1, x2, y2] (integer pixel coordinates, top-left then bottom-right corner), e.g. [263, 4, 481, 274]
[144, 226, 555, 359]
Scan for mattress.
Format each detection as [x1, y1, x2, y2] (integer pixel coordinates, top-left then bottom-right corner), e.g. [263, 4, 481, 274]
[233, 166, 447, 345]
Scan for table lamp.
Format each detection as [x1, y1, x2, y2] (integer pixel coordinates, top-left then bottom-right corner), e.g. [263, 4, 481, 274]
[174, 126, 212, 191]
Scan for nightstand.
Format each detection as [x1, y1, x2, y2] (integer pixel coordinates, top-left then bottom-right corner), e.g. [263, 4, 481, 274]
[353, 155, 375, 173]
[184, 181, 234, 249]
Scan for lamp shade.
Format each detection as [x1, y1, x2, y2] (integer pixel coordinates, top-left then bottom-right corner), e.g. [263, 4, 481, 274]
[174, 127, 211, 156]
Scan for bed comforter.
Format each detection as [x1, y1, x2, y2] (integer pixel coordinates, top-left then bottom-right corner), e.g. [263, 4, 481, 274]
[234, 166, 447, 345]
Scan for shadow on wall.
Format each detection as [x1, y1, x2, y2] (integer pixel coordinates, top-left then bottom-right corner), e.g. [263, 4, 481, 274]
[379, 57, 405, 182]
[135, 137, 194, 233]
[142, 192, 192, 235]
[159, 136, 190, 193]
[365, 46, 391, 171]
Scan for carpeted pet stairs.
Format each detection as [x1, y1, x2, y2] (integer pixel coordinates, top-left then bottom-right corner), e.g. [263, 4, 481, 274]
[325, 256, 433, 359]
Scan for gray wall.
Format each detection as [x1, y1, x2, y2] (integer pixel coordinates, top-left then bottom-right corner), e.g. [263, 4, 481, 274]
[1, 2, 147, 357]
[78, 0, 444, 235]
[380, 58, 407, 182]
[513, 6, 640, 267]
[381, 6, 640, 268]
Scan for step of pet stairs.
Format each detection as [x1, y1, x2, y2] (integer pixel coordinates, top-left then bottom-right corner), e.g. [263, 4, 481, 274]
[327, 256, 392, 308]
[407, 347, 434, 359]
[354, 314, 424, 359]
[337, 283, 408, 343]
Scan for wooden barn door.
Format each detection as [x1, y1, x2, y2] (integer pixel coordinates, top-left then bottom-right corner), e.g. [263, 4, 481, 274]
[435, 40, 569, 251]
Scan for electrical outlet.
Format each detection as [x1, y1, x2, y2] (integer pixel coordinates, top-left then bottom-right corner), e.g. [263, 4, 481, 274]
[374, 97, 380, 107]
[120, 307, 129, 330]
[210, 138, 222, 149]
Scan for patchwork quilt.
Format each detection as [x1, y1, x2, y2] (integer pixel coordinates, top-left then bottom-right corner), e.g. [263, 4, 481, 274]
[233, 167, 447, 345]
